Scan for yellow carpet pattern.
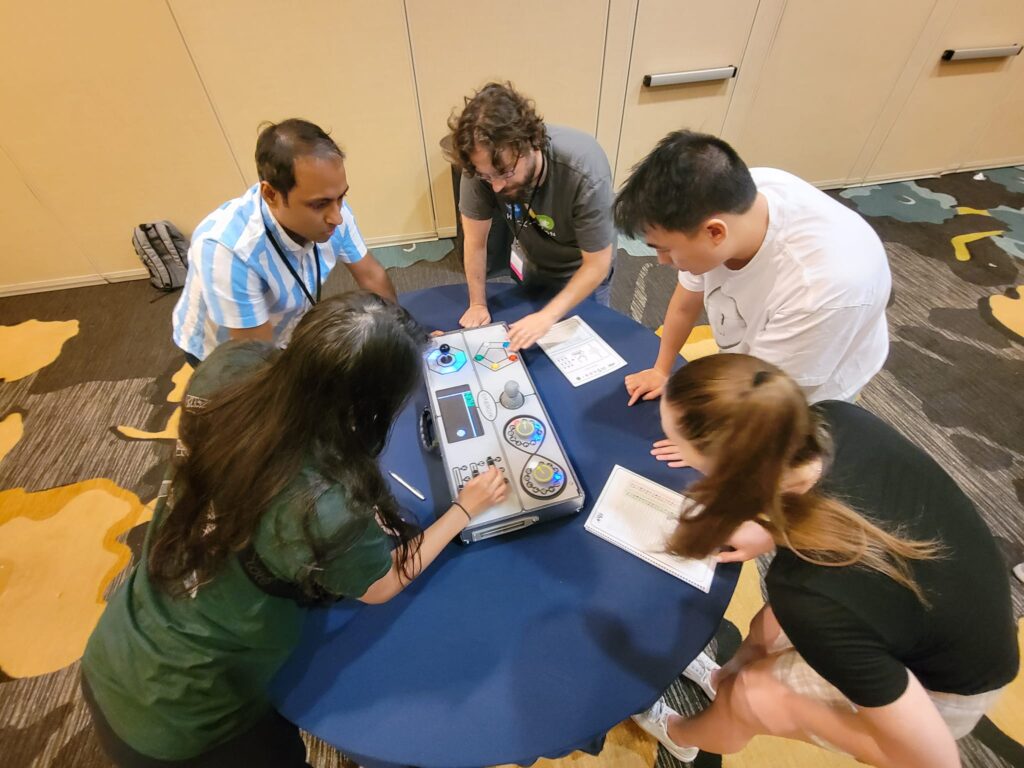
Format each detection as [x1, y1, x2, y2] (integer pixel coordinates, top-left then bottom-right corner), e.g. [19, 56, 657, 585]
[0, 479, 150, 678]
[0, 411, 23, 462]
[116, 361, 192, 441]
[0, 319, 78, 382]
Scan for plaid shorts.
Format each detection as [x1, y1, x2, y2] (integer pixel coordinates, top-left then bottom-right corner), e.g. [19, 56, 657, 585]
[767, 631, 1006, 751]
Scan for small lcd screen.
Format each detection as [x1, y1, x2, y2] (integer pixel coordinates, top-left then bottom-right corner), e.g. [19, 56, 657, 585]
[436, 384, 484, 444]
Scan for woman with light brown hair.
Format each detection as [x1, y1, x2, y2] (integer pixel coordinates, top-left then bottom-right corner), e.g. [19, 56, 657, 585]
[632, 354, 1017, 767]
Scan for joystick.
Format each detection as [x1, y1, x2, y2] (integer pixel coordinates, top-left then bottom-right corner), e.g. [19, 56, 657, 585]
[500, 380, 525, 409]
[438, 343, 453, 367]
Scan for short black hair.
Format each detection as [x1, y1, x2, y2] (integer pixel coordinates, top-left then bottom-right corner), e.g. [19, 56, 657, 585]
[255, 119, 345, 200]
[614, 130, 757, 237]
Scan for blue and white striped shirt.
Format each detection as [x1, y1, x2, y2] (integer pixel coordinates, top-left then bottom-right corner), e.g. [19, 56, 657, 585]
[172, 184, 366, 360]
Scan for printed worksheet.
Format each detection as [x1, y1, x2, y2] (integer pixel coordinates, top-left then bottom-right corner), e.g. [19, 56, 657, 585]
[536, 315, 627, 387]
[585, 465, 716, 592]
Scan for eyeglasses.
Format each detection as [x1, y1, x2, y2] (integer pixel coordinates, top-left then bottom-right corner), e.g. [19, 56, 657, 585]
[474, 150, 522, 183]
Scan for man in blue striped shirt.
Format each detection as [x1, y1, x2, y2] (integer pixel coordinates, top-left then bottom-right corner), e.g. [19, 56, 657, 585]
[173, 119, 397, 365]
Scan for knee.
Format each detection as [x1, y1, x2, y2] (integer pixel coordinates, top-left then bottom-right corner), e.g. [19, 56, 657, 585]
[727, 660, 800, 737]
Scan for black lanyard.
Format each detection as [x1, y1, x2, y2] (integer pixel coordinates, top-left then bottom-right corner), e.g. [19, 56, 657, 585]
[505, 152, 546, 242]
[264, 224, 321, 306]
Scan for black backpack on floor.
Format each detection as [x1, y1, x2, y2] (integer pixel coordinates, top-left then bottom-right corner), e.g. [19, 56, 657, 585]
[132, 221, 190, 291]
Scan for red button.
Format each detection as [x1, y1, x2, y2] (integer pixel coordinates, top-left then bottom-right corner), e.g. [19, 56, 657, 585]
[509, 354, 518, 361]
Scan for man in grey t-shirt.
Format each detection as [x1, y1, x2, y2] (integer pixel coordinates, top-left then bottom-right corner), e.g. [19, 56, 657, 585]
[447, 82, 616, 350]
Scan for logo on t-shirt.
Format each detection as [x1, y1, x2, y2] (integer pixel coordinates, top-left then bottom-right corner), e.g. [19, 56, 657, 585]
[535, 214, 555, 231]
[706, 287, 746, 350]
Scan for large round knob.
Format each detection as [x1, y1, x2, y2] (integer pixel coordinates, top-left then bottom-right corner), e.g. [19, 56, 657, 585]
[516, 419, 535, 437]
[532, 463, 554, 484]
[439, 343, 451, 355]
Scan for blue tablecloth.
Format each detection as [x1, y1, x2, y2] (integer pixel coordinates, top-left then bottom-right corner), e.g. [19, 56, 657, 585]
[269, 283, 738, 768]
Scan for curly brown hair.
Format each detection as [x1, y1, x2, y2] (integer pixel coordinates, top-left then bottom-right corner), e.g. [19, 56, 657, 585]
[446, 82, 548, 175]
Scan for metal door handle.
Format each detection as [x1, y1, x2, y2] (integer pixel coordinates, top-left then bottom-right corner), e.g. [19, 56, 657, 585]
[942, 44, 1021, 61]
[643, 66, 737, 87]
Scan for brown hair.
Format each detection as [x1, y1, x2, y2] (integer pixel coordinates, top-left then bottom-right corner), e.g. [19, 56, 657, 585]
[663, 354, 940, 603]
[446, 82, 548, 175]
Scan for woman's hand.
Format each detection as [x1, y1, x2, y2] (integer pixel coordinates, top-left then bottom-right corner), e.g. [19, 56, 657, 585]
[625, 367, 668, 406]
[651, 438, 690, 468]
[456, 467, 509, 517]
[717, 520, 777, 563]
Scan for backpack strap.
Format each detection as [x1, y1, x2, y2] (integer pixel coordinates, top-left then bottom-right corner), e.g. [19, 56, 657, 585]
[237, 474, 341, 606]
[237, 543, 334, 606]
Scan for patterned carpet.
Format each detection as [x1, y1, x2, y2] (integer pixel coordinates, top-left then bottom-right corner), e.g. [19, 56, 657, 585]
[0, 166, 1022, 767]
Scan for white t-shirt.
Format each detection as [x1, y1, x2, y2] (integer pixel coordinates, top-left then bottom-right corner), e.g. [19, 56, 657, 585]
[678, 168, 890, 403]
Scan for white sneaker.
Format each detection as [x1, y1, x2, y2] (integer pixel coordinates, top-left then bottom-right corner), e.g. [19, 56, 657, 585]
[682, 651, 719, 700]
[631, 696, 699, 762]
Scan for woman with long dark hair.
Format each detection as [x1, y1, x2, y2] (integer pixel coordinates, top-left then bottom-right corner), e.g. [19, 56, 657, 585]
[82, 292, 508, 767]
[632, 354, 1017, 768]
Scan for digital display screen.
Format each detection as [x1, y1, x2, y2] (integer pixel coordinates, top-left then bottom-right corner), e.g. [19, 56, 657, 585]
[436, 384, 484, 444]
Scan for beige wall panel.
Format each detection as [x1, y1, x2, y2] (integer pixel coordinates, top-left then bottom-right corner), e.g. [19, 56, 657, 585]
[0, 1, 244, 277]
[963, 52, 1024, 168]
[846, 0, 957, 183]
[407, 0, 609, 233]
[614, 0, 759, 188]
[596, 0, 640, 179]
[169, 1, 433, 242]
[868, 0, 1024, 179]
[724, 0, 936, 186]
[0, 148, 96, 289]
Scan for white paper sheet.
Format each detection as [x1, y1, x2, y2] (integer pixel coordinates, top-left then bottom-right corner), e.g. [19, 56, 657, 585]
[536, 315, 627, 387]
[585, 465, 716, 592]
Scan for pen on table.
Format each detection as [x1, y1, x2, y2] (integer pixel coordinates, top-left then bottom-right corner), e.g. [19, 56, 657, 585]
[388, 471, 425, 501]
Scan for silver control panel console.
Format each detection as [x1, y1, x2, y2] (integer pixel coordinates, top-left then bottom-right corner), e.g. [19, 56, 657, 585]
[422, 323, 584, 543]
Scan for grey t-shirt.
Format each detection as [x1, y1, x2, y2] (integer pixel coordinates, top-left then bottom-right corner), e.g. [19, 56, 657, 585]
[459, 124, 615, 279]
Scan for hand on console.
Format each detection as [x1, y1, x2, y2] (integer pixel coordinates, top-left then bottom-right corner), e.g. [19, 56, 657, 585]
[508, 310, 556, 351]
[455, 467, 509, 518]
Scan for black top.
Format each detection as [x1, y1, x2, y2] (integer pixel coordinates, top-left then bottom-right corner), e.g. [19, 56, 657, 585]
[766, 401, 1019, 708]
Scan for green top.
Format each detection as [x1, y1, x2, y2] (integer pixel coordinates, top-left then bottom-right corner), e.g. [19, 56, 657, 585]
[82, 342, 392, 760]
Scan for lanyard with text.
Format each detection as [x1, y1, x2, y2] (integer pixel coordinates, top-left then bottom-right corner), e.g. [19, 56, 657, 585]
[506, 151, 546, 241]
[264, 225, 321, 306]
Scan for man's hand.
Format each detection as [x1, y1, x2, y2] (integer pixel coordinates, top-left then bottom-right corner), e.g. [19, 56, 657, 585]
[460, 303, 491, 328]
[650, 438, 689, 468]
[625, 367, 668, 406]
[346, 253, 398, 304]
[717, 520, 776, 563]
[508, 310, 556, 351]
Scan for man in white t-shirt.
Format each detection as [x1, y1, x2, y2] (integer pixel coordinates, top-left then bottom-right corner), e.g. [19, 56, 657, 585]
[618, 130, 890, 415]
[616, 128, 892, 712]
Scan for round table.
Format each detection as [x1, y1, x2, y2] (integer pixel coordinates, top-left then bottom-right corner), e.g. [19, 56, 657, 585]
[269, 283, 739, 768]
